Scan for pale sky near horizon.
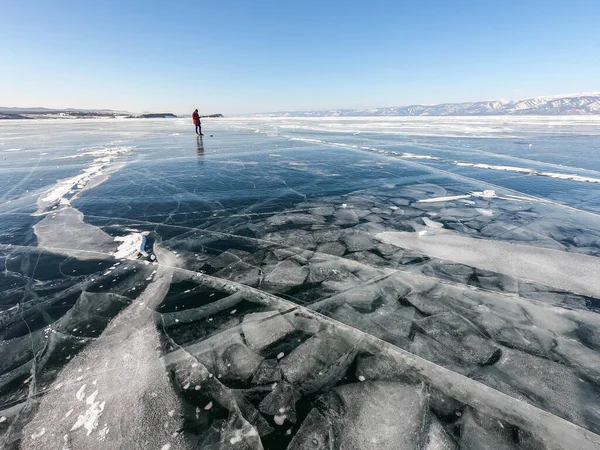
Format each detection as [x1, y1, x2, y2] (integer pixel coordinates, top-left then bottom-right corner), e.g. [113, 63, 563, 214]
[1, 0, 599, 114]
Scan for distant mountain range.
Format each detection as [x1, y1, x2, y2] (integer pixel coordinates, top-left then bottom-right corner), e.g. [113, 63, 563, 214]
[0, 107, 121, 113]
[254, 93, 600, 117]
[0, 107, 131, 119]
[0, 107, 225, 120]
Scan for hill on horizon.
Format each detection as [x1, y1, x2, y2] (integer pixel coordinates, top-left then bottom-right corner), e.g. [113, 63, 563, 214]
[252, 92, 600, 117]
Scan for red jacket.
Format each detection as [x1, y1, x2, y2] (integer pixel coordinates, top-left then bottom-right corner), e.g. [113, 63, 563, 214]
[192, 111, 200, 125]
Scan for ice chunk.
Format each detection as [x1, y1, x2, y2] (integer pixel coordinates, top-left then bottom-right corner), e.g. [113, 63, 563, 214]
[315, 241, 346, 257]
[241, 311, 295, 351]
[409, 333, 466, 373]
[279, 330, 357, 394]
[459, 408, 521, 450]
[264, 259, 309, 286]
[327, 303, 413, 348]
[267, 213, 326, 227]
[424, 415, 458, 450]
[258, 382, 301, 424]
[213, 255, 261, 280]
[161, 292, 244, 327]
[312, 228, 343, 244]
[333, 208, 359, 225]
[307, 260, 357, 284]
[364, 214, 384, 223]
[342, 231, 376, 252]
[231, 391, 274, 437]
[427, 388, 463, 420]
[309, 206, 335, 216]
[355, 353, 416, 383]
[417, 261, 475, 285]
[207, 251, 243, 270]
[218, 413, 262, 449]
[284, 310, 323, 335]
[263, 229, 316, 250]
[185, 330, 264, 383]
[221, 343, 264, 383]
[553, 336, 600, 384]
[422, 217, 444, 228]
[415, 312, 502, 365]
[475, 271, 519, 294]
[251, 359, 282, 385]
[286, 408, 331, 450]
[324, 382, 428, 449]
[479, 346, 599, 432]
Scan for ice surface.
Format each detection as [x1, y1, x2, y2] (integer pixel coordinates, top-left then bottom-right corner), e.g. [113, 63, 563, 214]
[2, 117, 600, 449]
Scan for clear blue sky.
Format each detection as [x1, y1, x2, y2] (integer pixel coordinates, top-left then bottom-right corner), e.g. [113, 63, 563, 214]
[1, 0, 599, 114]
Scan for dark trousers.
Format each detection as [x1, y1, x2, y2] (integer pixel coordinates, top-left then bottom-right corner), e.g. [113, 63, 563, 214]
[195, 123, 202, 134]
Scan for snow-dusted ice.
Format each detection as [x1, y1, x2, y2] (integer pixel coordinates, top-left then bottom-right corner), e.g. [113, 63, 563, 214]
[1, 116, 600, 449]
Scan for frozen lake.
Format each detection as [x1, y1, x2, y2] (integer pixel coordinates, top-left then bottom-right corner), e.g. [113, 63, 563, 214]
[1, 116, 600, 449]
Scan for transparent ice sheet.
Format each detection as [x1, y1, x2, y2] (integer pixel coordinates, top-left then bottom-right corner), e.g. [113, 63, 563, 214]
[1, 117, 600, 449]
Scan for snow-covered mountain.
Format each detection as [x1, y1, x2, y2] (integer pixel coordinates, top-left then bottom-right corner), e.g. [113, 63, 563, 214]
[255, 93, 600, 117]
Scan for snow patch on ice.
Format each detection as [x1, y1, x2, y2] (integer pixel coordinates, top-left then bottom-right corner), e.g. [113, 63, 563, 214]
[540, 172, 600, 184]
[229, 426, 259, 444]
[453, 161, 600, 184]
[30, 428, 46, 440]
[274, 414, 287, 425]
[37, 145, 135, 214]
[70, 390, 106, 436]
[454, 162, 535, 174]
[76, 384, 87, 401]
[41, 165, 104, 204]
[473, 189, 497, 198]
[98, 424, 109, 441]
[417, 195, 472, 203]
[401, 153, 440, 160]
[418, 189, 530, 204]
[113, 233, 147, 259]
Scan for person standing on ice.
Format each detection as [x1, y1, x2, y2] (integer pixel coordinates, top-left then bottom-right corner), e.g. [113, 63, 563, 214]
[192, 109, 203, 136]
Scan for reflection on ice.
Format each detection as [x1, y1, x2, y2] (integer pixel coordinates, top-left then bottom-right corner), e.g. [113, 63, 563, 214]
[1, 117, 600, 449]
